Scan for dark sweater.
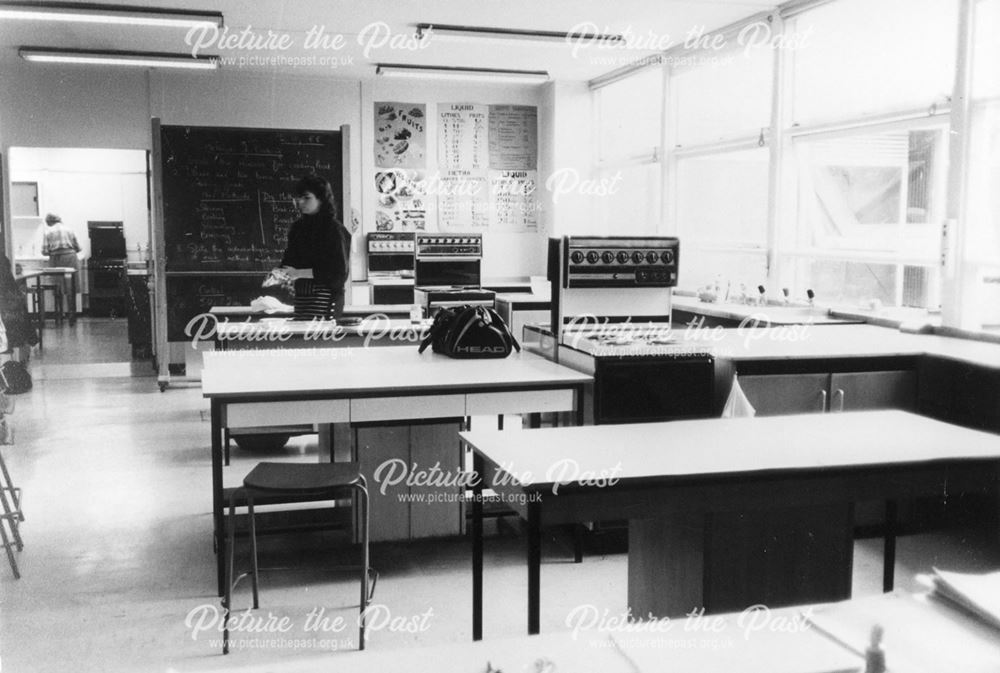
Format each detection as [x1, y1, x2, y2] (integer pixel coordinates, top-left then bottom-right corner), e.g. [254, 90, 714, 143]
[280, 211, 351, 287]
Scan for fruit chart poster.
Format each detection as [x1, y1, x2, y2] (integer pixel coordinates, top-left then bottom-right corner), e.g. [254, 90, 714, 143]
[374, 102, 426, 168]
[374, 102, 428, 231]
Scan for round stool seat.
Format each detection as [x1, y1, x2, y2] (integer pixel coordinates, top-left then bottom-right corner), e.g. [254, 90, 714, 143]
[243, 461, 363, 494]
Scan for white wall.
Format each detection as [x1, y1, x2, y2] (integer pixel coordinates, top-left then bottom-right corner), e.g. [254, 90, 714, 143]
[9, 147, 148, 261]
[540, 80, 595, 238]
[0, 55, 596, 282]
[362, 78, 548, 280]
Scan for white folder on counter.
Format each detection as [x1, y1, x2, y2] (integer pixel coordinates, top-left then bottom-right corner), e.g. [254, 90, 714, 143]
[722, 375, 756, 418]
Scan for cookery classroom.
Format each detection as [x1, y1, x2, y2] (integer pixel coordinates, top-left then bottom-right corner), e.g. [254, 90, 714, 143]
[0, 1, 999, 672]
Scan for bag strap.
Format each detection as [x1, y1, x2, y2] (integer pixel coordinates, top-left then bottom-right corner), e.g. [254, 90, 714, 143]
[485, 307, 521, 352]
[418, 307, 457, 354]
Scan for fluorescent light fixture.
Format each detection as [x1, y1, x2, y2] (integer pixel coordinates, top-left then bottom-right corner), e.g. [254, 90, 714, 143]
[376, 63, 549, 84]
[415, 23, 623, 45]
[19, 47, 219, 70]
[0, 2, 222, 28]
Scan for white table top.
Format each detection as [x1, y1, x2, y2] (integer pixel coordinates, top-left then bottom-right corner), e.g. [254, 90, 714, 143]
[461, 410, 1000, 490]
[607, 322, 1000, 370]
[201, 346, 592, 399]
[213, 317, 429, 340]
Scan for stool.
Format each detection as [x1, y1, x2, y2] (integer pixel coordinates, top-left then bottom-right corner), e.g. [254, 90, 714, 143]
[223, 461, 371, 654]
[28, 282, 64, 324]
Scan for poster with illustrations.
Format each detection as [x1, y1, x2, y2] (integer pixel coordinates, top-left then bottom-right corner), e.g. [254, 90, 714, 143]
[374, 102, 426, 168]
[374, 169, 427, 231]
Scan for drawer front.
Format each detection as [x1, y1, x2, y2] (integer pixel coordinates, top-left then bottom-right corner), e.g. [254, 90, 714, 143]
[350, 394, 466, 422]
[466, 389, 575, 416]
[226, 399, 349, 428]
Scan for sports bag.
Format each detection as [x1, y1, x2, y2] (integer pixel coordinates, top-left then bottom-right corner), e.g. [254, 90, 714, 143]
[0, 361, 32, 394]
[418, 305, 521, 359]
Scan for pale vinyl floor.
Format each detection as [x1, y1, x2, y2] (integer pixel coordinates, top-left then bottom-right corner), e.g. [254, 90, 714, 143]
[0, 319, 998, 672]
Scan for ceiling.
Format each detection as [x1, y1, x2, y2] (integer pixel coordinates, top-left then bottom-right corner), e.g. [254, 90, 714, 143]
[0, 0, 773, 80]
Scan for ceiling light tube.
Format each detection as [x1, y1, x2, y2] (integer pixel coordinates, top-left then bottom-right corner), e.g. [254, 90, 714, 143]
[0, 2, 222, 28]
[19, 47, 219, 70]
[415, 23, 623, 45]
[376, 63, 549, 84]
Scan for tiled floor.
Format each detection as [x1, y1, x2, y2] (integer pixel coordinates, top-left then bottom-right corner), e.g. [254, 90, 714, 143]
[0, 322, 997, 671]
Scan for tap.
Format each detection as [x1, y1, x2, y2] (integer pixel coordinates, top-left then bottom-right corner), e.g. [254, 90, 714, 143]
[757, 285, 766, 306]
[782, 288, 790, 305]
[806, 289, 815, 307]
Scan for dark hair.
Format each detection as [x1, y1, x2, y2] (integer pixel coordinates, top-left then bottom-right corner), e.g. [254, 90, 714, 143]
[293, 174, 338, 219]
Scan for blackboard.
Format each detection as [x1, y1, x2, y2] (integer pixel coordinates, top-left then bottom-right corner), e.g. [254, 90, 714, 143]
[165, 274, 265, 341]
[155, 123, 346, 347]
[160, 125, 342, 272]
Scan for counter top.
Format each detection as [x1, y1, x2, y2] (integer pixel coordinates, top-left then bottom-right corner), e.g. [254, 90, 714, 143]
[212, 316, 428, 343]
[672, 294, 861, 325]
[532, 321, 1000, 370]
[462, 409, 1000, 488]
[209, 304, 412, 318]
[684, 323, 1000, 369]
[494, 291, 550, 307]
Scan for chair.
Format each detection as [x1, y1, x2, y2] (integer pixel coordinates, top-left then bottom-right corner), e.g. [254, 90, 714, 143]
[223, 461, 372, 654]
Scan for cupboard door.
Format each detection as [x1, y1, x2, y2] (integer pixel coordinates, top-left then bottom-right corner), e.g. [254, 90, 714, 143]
[829, 371, 916, 412]
[409, 422, 464, 538]
[737, 374, 830, 416]
[356, 425, 411, 542]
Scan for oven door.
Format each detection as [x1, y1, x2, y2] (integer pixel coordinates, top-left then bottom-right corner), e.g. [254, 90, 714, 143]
[368, 253, 414, 274]
[593, 356, 715, 424]
[414, 259, 481, 287]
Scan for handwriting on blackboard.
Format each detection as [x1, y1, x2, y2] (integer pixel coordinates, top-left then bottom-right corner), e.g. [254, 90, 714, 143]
[159, 124, 342, 340]
[161, 125, 342, 272]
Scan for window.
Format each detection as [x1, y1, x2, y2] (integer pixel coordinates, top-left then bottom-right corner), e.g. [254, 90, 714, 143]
[673, 46, 772, 146]
[957, 0, 1000, 330]
[594, 67, 663, 234]
[675, 147, 769, 291]
[791, 0, 957, 124]
[596, 68, 662, 164]
[780, 124, 947, 308]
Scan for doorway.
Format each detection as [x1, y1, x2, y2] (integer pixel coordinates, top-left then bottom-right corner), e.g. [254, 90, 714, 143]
[7, 147, 152, 379]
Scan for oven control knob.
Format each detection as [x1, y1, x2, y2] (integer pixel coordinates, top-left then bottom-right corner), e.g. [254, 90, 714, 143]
[601, 251, 615, 264]
[586, 250, 600, 264]
[661, 250, 674, 264]
[616, 251, 630, 264]
[645, 251, 658, 264]
[632, 251, 644, 264]
[570, 250, 585, 264]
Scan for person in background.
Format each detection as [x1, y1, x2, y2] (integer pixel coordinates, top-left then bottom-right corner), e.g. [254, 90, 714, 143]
[275, 175, 352, 319]
[41, 213, 80, 324]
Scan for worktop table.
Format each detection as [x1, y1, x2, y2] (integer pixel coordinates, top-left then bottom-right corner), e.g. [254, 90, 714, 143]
[202, 347, 591, 595]
[461, 410, 1000, 639]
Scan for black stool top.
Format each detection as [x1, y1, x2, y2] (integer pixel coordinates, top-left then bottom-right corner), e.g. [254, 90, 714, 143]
[244, 462, 363, 494]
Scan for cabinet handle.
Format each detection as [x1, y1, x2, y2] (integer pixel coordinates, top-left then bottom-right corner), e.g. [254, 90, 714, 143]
[833, 388, 845, 413]
[819, 389, 828, 413]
